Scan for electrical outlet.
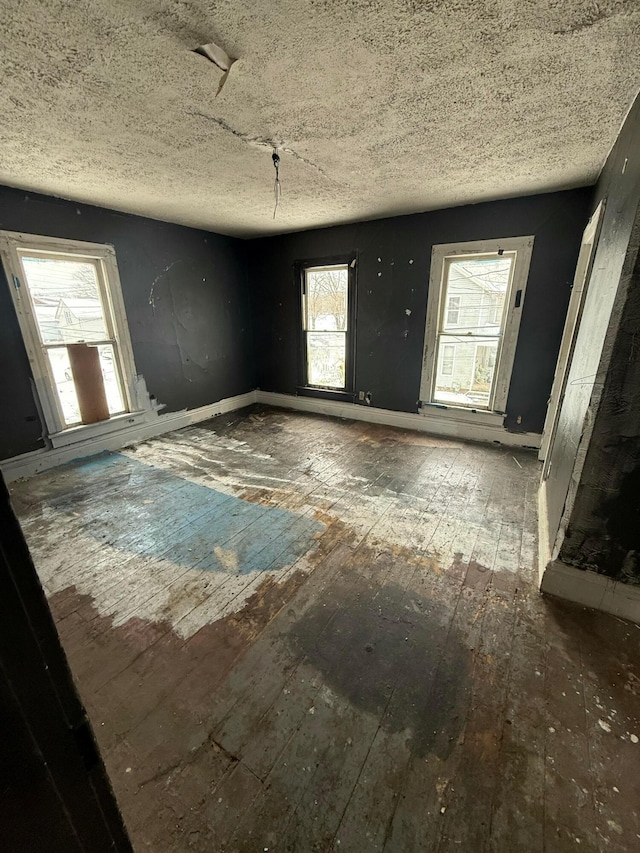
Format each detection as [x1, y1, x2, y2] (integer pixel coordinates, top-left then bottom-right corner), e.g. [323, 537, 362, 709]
[358, 390, 365, 401]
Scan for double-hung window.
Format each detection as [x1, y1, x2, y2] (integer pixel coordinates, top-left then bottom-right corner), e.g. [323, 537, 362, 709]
[300, 261, 355, 392]
[420, 236, 534, 415]
[0, 231, 139, 439]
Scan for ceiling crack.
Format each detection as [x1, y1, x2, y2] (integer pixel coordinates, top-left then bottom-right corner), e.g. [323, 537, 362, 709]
[188, 111, 329, 179]
[280, 144, 329, 180]
[189, 112, 265, 144]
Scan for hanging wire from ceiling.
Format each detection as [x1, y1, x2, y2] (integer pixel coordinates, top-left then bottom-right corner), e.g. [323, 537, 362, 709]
[272, 149, 281, 219]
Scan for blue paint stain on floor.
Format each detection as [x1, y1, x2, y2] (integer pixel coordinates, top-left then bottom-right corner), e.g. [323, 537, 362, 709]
[53, 453, 325, 575]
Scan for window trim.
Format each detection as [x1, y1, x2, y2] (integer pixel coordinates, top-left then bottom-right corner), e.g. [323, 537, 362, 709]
[296, 255, 357, 398]
[420, 236, 534, 417]
[0, 231, 141, 439]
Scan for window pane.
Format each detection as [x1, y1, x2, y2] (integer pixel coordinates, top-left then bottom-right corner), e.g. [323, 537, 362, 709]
[434, 336, 499, 409]
[97, 344, 125, 415]
[46, 344, 125, 428]
[306, 268, 348, 331]
[20, 256, 108, 344]
[442, 257, 512, 334]
[47, 348, 81, 427]
[307, 332, 346, 388]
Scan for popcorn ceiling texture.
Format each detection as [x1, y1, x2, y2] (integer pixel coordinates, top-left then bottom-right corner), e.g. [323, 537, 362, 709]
[0, 0, 639, 237]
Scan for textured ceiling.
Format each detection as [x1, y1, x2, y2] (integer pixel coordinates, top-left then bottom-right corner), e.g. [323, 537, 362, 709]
[1, 1, 639, 237]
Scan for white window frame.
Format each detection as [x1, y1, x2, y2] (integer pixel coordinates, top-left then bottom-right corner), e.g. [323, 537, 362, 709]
[420, 236, 534, 421]
[0, 231, 142, 443]
[301, 263, 350, 391]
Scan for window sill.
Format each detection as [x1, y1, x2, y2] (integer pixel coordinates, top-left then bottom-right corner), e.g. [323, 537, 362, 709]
[49, 411, 148, 449]
[296, 386, 356, 403]
[418, 402, 505, 428]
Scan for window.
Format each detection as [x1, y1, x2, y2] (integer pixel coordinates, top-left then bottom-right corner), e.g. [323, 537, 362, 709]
[1, 232, 139, 437]
[420, 236, 534, 414]
[300, 261, 354, 391]
[446, 296, 461, 326]
[441, 343, 455, 376]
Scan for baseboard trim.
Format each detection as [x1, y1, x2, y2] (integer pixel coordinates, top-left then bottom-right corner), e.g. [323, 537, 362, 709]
[256, 391, 541, 449]
[2, 388, 541, 483]
[541, 560, 640, 625]
[1, 390, 258, 483]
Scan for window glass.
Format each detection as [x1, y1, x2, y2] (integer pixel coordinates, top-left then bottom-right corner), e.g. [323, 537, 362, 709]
[306, 332, 346, 388]
[98, 344, 125, 415]
[20, 256, 108, 343]
[434, 255, 512, 409]
[305, 268, 348, 331]
[303, 264, 350, 390]
[44, 343, 124, 426]
[17, 251, 126, 428]
[46, 347, 81, 426]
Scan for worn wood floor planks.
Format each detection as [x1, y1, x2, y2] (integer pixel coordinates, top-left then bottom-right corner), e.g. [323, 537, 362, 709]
[9, 406, 640, 853]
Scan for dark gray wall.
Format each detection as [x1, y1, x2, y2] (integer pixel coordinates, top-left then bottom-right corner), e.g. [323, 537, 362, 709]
[0, 186, 254, 460]
[557, 95, 640, 583]
[248, 189, 592, 433]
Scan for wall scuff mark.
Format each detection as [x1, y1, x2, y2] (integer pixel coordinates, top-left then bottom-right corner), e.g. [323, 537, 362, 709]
[149, 260, 182, 313]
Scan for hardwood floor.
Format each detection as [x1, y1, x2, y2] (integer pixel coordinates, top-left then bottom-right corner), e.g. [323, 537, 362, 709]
[10, 406, 640, 852]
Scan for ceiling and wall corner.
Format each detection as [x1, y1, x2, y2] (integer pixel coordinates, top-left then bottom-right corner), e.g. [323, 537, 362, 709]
[1, 0, 639, 238]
